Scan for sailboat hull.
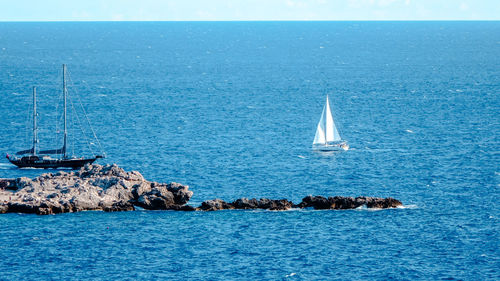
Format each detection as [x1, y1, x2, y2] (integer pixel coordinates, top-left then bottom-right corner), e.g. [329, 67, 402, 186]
[9, 157, 97, 169]
[313, 142, 349, 152]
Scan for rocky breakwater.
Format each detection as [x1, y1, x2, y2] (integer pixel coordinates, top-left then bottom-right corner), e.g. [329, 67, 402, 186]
[198, 198, 295, 211]
[197, 196, 402, 211]
[0, 164, 193, 215]
[0, 164, 402, 215]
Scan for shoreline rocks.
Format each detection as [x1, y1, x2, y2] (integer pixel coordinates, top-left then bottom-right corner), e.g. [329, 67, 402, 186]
[196, 196, 401, 211]
[197, 198, 295, 211]
[0, 164, 193, 215]
[0, 164, 402, 215]
[296, 195, 402, 210]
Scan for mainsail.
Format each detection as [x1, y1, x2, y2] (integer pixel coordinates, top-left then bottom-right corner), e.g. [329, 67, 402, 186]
[313, 95, 341, 145]
[39, 146, 66, 155]
[16, 147, 35, 155]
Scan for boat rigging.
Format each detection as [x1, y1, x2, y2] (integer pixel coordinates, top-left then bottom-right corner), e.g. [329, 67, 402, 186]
[6, 64, 105, 169]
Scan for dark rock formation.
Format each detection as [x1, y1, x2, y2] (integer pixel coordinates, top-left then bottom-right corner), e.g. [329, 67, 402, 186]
[198, 199, 235, 211]
[0, 179, 16, 191]
[197, 198, 294, 211]
[296, 195, 402, 210]
[232, 198, 294, 211]
[135, 182, 192, 210]
[0, 164, 402, 215]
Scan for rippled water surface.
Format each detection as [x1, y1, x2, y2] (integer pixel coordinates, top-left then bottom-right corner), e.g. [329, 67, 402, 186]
[0, 22, 499, 280]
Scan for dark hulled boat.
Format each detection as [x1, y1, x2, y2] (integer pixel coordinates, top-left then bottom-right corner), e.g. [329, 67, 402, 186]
[8, 155, 102, 169]
[7, 65, 104, 169]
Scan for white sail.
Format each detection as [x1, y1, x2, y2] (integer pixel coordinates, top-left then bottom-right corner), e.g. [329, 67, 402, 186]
[313, 95, 342, 145]
[325, 96, 341, 142]
[313, 105, 326, 144]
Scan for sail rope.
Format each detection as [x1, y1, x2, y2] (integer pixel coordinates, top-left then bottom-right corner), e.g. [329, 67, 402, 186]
[329, 94, 346, 139]
[69, 95, 76, 157]
[54, 83, 64, 154]
[67, 85, 94, 156]
[66, 71, 105, 156]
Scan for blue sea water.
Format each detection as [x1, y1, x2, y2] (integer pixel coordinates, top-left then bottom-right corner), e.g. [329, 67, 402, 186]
[0, 21, 499, 280]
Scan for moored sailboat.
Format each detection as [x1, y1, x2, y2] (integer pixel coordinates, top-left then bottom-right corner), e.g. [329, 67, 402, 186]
[6, 64, 104, 169]
[312, 95, 349, 151]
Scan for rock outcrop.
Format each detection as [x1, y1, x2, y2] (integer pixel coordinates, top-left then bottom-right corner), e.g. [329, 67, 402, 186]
[196, 196, 401, 211]
[0, 164, 193, 215]
[296, 195, 402, 210]
[197, 198, 294, 211]
[0, 164, 402, 215]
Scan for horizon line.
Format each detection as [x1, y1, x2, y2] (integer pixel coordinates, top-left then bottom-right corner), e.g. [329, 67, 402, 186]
[1, 19, 499, 22]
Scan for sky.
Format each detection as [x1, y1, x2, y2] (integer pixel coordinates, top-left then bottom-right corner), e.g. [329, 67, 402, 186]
[0, 0, 498, 21]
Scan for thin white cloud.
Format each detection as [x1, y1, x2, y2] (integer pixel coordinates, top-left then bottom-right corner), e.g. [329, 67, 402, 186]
[111, 14, 124, 21]
[378, 0, 398, 7]
[0, 0, 498, 21]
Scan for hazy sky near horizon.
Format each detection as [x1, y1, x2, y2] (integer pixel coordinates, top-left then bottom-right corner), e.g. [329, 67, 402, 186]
[0, 0, 498, 21]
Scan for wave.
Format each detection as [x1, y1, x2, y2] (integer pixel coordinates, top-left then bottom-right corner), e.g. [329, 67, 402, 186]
[397, 204, 418, 209]
[0, 163, 14, 170]
[352, 204, 418, 211]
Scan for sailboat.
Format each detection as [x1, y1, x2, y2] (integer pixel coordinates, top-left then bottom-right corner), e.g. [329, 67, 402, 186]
[312, 95, 349, 151]
[6, 64, 104, 169]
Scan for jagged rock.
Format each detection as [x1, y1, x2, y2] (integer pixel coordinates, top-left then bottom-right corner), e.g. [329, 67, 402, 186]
[0, 164, 402, 215]
[198, 198, 294, 211]
[330, 196, 360, 209]
[16, 177, 33, 189]
[365, 197, 402, 208]
[103, 201, 135, 212]
[134, 182, 192, 210]
[0, 204, 8, 213]
[297, 195, 402, 210]
[0, 164, 192, 215]
[232, 198, 294, 210]
[296, 195, 332, 209]
[198, 199, 235, 211]
[0, 179, 17, 191]
[231, 198, 260, 209]
[132, 182, 151, 198]
[7, 202, 39, 214]
[168, 182, 193, 205]
[257, 198, 294, 210]
[168, 204, 196, 211]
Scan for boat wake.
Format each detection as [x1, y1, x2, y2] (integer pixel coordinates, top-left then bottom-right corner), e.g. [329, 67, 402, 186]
[0, 163, 15, 170]
[19, 166, 74, 170]
[397, 204, 418, 209]
[354, 204, 417, 211]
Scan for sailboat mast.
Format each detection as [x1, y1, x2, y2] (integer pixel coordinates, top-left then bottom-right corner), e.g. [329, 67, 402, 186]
[63, 64, 67, 159]
[32, 86, 37, 156]
[325, 95, 329, 144]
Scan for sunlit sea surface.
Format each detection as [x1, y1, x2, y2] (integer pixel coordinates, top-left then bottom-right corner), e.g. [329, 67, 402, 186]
[0, 22, 498, 280]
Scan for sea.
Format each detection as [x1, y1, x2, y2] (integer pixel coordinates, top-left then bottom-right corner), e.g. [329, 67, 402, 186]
[0, 21, 498, 280]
